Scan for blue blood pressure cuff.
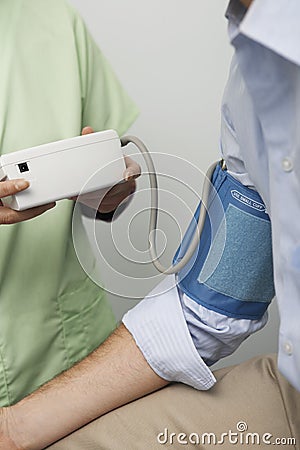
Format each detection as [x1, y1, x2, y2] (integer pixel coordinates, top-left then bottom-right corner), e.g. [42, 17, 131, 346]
[174, 163, 275, 320]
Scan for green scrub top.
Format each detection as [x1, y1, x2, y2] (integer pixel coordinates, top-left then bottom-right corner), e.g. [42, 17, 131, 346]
[0, 0, 138, 406]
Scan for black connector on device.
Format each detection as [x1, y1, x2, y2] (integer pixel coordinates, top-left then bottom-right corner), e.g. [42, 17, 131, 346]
[18, 162, 29, 173]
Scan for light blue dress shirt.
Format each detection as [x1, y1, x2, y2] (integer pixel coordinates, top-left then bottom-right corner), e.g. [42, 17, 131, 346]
[123, 0, 300, 392]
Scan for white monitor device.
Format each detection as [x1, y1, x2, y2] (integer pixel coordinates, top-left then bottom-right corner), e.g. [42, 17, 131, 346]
[0, 130, 125, 211]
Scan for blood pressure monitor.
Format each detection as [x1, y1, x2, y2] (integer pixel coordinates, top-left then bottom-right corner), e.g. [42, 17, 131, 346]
[0, 130, 125, 211]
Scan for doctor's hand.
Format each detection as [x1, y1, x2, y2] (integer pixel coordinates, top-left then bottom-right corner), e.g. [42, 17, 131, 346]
[72, 126, 141, 214]
[0, 179, 56, 224]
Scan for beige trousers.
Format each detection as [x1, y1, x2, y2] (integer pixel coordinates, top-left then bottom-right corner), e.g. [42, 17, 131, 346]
[48, 354, 300, 449]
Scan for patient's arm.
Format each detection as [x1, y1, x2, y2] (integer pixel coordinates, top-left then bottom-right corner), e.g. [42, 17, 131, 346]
[0, 324, 168, 450]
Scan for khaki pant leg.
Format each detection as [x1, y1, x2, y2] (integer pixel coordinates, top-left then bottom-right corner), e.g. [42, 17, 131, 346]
[47, 354, 300, 450]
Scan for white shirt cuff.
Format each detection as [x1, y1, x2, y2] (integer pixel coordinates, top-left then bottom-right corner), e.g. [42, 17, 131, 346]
[122, 274, 216, 391]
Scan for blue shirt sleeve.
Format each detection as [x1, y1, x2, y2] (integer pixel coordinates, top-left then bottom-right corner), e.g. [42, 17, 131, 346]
[227, 0, 300, 392]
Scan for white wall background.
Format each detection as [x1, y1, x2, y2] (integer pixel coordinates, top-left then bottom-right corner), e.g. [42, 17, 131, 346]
[69, 0, 279, 369]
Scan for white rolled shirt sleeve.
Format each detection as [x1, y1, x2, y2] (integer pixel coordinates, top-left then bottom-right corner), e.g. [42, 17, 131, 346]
[122, 274, 267, 390]
[123, 275, 216, 390]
